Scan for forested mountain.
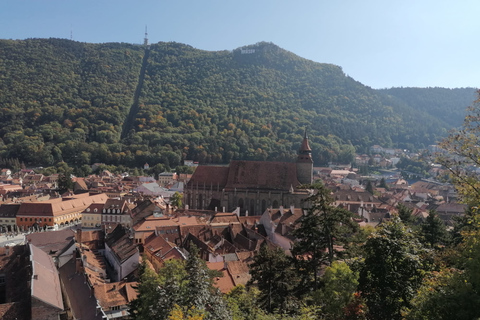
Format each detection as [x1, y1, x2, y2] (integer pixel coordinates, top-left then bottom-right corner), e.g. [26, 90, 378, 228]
[0, 38, 475, 171]
[378, 87, 476, 128]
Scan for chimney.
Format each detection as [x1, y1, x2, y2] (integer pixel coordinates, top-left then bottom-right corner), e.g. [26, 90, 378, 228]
[185, 204, 189, 210]
[279, 206, 284, 217]
[245, 210, 249, 217]
[223, 207, 225, 212]
[214, 207, 217, 212]
[290, 205, 295, 213]
[5, 246, 9, 256]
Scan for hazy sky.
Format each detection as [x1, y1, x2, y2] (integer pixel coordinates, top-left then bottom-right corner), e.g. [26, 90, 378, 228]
[1, 1, 478, 89]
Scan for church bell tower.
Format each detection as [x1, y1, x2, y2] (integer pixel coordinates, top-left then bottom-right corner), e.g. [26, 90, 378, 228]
[296, 130, 313, 185]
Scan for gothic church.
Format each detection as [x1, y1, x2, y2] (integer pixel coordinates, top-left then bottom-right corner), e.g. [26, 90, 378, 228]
[184, 133, 313, 215]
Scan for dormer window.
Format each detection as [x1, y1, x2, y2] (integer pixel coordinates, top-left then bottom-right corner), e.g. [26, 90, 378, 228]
[94, 208, 98, 213]
[86, 208, 90, 212]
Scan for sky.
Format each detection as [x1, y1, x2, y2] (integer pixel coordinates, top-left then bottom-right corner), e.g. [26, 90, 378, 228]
[0, 0, 478, 89]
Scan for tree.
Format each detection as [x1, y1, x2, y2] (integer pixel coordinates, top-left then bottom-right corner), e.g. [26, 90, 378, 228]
[313, 261, 359, 320]
[437, 90, 480, 206]
[378, 177, 388, 189]
[358, 217, 425, 320]
[365, 180, 374, 194]
[396, 203, 416, 225]
[129, 259, 167, 319]
[57, 169, 74, 193]
[248, 243, 296, 313]
[420, 210, 449, 248]
[170, 192, 183, 209]
[184, 245, 230, 320]
[292, 182, 357, 291]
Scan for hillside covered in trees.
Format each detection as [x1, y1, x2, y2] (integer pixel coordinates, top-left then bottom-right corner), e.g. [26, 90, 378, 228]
[0, 38, 476, 172]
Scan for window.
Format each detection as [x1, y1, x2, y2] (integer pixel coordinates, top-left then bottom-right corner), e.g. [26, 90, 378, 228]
[30, 218, 33, 222]
[20, 218, 23, 222]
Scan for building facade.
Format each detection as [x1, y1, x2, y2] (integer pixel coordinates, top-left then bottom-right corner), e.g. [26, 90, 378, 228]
[184, 134, 313, 215]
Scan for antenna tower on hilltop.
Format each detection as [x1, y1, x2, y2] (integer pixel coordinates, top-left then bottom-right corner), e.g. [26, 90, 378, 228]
[144, 25, 148, 46]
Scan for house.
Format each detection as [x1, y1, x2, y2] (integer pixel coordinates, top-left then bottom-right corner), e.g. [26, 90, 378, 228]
[16, 193, 109, 231]
[158, 172, 178, 187]
[94, 281, 138, 319]
[26, 229, 76, 268]
[259, 206, 304, 250]
[143, 233, 186, 272]
[29, 243, 65, 319]
[82, 203, 105, 228]
[104, 225, 140, 282]
[333, 189, 382, 213]
[0, 204, 20, 233]
[101, 199, 135, 230]
[130, 198, 166, 226]
[0, 245, 31, 320]
[134, 182, 171, 197]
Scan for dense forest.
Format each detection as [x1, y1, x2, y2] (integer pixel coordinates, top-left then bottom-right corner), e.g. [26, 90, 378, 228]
[0, 38, 476, 172]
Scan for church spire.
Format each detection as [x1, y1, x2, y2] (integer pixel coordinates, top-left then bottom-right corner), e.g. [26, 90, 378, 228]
[296, 130, 313, 184]
[299, 129, 312, 154]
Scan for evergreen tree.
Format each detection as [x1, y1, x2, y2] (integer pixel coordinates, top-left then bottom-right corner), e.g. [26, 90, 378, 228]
[397, 203, 415, 225]
[421, 210, 449, 247]
[292, 182, 357, 291]
[378, 177, 388, 189]
[247, 243, 296, 313]
[365, 180, 374, 194]
[185, 245, 230, 320]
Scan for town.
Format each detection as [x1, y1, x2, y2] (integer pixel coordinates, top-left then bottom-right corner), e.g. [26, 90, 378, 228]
[0, 134, 465, 319]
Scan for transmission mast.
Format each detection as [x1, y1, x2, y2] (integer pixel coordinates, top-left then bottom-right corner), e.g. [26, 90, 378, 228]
[144, 25, 149, 46]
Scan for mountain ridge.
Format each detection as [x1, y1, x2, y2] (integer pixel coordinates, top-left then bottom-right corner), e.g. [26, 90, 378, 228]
[0, 38, 476, 171]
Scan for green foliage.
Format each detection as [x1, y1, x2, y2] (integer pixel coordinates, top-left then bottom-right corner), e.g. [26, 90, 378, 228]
[170, 192, 183, 209]
[437, 90, 480, 206]
[247, 243, 296, 313]
[420, 210, 450, 248]
[131, 251, 229, 320]
[380, 87, 476, 129]
[292, 183, 357, 291]
[396, 203, 417, 226]
[185, 246, 230, 320]
[313, 261, 359, 320]
[365, 181, 373, 194]
[0, 39, 473, 170]
[129, 259, 167, 319]
[396, 156, 430, 177]
[57, 169, 74, 193]
[358, 217, 425, 320]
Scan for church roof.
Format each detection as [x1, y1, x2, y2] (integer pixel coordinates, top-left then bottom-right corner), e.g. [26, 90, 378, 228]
[225, 160, 300, 191]
[187, 166, 229, 188]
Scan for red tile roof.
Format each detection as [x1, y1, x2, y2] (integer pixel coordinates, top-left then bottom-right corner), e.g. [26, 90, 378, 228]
[30, 244, 64, 310]
[187, 166, 230, 188]
[225, 160, 300, 191]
